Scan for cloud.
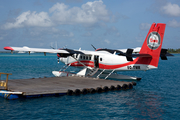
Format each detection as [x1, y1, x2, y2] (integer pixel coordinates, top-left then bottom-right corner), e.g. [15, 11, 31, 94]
[63, 32, 74, 37]
[139, 23, 151, 30]
[0, 37, 3, 40]
[50, 0, 110, 25]
[82, 32, 92, 37]
[167, 19, 180, 28]
[135, 33, 144, 43]
[104, 39, 110, 44]
[48, 0, 83, 3]
[2, 11, 53, 29]
[2, 0, 110, 29]
[160, 2, 180, 17]
[104, 26, 120, 37]
[29, 27, 74, 38]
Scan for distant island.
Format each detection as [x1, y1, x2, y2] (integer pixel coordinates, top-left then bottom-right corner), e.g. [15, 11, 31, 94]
[0, 51, 12, 53]
[167, 49, 180, 53]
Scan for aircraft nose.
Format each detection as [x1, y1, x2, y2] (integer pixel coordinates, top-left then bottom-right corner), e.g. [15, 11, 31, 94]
[60, 57, 67, 64]
[59, 58, 64, 63]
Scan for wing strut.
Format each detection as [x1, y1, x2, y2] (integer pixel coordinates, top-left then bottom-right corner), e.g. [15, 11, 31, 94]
[105, 70, 115, 79]
[96, 69, 105, 78]
[59, 63, 71, 72]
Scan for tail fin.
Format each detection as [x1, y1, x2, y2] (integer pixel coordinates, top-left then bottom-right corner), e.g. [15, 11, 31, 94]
[136, 23, 166, 68]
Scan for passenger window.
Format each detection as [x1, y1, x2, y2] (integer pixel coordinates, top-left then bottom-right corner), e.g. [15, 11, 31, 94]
[100, 58, 102, 61]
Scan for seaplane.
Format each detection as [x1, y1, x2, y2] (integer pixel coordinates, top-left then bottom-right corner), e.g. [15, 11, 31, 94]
[4, 23, 173, 80]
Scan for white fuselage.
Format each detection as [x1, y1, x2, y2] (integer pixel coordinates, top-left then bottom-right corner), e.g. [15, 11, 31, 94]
[59, 50, 156, 71]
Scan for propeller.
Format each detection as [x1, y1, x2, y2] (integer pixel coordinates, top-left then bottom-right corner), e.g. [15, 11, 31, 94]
[91, 44, 96, 50]
[50, 46, 55, 49]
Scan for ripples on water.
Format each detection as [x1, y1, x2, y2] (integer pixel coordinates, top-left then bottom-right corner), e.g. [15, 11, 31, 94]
[0, 53, 180, 119]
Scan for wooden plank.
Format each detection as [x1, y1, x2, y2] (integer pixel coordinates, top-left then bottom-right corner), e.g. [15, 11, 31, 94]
[7, 76, 132, 95]
[0, 72, 12, 75]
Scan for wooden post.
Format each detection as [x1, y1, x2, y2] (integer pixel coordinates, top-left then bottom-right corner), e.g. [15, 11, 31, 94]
[5, 74, 9, 90]
[0, 72, 12, 90]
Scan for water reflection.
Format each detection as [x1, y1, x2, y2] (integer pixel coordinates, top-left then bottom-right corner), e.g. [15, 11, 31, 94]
[120, 90, 165, 119]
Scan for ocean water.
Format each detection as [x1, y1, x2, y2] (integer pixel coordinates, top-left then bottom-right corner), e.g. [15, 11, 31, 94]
[0, 53, 180, 119]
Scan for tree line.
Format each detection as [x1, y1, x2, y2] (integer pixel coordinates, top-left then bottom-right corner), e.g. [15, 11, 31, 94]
[168, 48, 180, 53]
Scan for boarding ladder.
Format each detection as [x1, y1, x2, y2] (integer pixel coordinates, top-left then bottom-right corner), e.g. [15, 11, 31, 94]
[87, 68, 99, 76]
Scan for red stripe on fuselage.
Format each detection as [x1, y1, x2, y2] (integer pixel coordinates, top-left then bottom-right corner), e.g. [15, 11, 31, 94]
[98, 58, 142, 69]
[70, 60, 94, 67]
[69, 57, 152, 70]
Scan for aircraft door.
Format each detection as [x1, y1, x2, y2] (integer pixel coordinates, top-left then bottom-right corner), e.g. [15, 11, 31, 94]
[94, 55, 99, 68]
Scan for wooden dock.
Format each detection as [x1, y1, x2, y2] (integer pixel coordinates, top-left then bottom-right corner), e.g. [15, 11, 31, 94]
[0, 76, 136, 99]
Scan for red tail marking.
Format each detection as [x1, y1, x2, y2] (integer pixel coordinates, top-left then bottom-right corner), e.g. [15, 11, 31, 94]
[136, 23, 166, 67]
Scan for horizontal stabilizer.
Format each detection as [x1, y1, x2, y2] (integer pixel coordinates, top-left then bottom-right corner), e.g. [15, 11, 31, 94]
[160, 49, 168, 60]
[131, 54, 152, 58]
[160, 48, 174, 60]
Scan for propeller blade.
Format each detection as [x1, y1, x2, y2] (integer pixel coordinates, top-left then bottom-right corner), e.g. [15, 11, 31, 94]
[91, 44, 96, 50]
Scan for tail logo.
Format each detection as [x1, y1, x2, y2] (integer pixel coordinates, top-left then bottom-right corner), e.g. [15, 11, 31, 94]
[147, 32, 161, 50]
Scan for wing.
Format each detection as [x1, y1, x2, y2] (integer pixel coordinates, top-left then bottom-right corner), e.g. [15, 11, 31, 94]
[96, 48, 138, 61]
[117, 47, 141, 53]
[4, 46, 85, 57]
[4, 46, 67, 53]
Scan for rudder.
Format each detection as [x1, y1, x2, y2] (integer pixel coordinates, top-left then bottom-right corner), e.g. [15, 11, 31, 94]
[137, 23, 166, 68]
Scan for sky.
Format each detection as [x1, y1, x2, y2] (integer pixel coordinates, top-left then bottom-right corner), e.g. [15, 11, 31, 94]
[0, 0, 180, 51]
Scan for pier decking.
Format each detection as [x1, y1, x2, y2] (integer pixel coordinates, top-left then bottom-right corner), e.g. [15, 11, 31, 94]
[0, 76, 136, 99]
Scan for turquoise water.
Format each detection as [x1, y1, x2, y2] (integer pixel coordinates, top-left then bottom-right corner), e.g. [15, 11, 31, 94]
[0, 53, 180, 119]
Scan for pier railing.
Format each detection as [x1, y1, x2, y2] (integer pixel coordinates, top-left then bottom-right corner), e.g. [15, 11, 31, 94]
[0, 72, 12, 90]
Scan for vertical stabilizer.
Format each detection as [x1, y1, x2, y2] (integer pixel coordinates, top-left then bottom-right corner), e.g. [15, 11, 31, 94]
[136, 23, 166, 68]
